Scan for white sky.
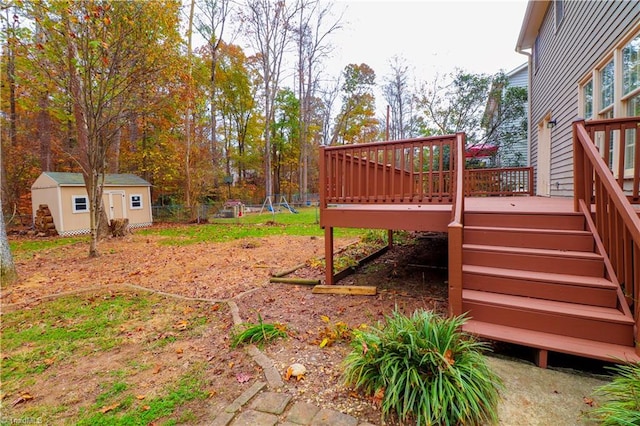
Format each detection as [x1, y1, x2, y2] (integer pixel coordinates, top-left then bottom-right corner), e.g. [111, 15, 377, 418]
[320, 0, 530, 114]
[327, 0, 529, 80]
[190, 0, 530, 116]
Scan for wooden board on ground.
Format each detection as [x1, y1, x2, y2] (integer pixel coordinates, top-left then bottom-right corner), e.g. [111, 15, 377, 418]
[312, 285, 377, 295]
[269, 277, 320, 285]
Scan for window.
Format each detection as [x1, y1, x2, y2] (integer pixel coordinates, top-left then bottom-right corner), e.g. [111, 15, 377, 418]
[555, 0, 565, 32]
[583, 79, 593, 119]
[623, 34, 640, 96]
[625, 94, 639, 170]
[600, 60, 614, 115]
[579, 27, 640, 177]
[130, 194, 143, 209]
[72, 195, 88, 213]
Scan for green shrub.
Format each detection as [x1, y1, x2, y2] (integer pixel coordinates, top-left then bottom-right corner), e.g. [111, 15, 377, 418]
[588, 362, 640, 425]
[231, 314, 289, 347]
[342, 309, 502, 425]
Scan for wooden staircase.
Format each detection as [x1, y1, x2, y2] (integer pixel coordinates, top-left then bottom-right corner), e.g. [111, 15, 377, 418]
[459, 210, 638, 366]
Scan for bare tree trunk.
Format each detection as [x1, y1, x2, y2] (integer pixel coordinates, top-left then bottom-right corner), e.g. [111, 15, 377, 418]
[210, 46, 218, 184]
[63, 13, 100, 257]
[37, 94, 52, 171]
[5, 6, 17, 148]
[0, 201, 17, 285]
[109, 126, 121, 173]
[185, 0, 195, 208]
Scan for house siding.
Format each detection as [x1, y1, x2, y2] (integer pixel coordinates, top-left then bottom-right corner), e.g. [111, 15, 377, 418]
[528, 0, 640, 196]
[509, 67, 528, 88]
[501, 64, 529, 167]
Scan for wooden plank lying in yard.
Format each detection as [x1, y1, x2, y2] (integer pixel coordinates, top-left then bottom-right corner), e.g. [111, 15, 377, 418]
[269, 277, 320, 285]
[312, 285, 377, 295]
[271, 263, 306, 278]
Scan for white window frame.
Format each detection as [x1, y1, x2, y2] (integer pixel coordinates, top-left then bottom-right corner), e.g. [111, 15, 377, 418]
[130, 194, 143, 210]
[578, 25, 640, 178]
[622, 33, 640, 172]
[72, 195, 89, 213]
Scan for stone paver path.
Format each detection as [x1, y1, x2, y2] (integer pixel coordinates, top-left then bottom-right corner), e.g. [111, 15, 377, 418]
[211, 384, 376, 426]
[213, 301, 377, 426]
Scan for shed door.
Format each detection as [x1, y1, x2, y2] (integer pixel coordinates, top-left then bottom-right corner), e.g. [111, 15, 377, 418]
[103, 191, 126, 220]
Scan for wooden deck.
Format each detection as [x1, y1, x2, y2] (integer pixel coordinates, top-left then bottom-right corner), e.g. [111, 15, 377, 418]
[323, 196, 639, 232]
[319, 121, 640, 366]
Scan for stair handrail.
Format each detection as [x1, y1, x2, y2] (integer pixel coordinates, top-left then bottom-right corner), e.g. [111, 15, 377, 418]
[573, 119, 640, 353]
[448, 132, 466, 317]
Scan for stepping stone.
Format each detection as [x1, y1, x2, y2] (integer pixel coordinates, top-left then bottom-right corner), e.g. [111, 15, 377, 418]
[231, 409, 278, 426]
[250, 391, 292, 415]
[286, 401, 321, 424]
[311, 408, 358, 426]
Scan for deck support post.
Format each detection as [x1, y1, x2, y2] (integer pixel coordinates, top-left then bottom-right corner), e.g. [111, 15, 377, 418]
[535, 349, 548, 369]
[447, 222, 463, 317]
[387, 230, 393, 249]
[324, 226, 334, 285]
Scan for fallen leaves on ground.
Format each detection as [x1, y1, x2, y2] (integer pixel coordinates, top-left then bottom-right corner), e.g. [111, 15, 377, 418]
[236, 372, 252, 383]
[12, 392, 33, 406]
[100, 403, 120, 414]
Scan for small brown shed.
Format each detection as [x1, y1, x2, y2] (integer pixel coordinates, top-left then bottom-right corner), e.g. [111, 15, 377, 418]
[31, 172, 153, 236]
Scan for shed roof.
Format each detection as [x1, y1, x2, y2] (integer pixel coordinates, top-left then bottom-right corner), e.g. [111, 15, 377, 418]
[43, 172, 151, 187]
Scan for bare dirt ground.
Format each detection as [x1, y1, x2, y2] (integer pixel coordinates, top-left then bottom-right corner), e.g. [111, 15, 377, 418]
[1, 227, 610, 425]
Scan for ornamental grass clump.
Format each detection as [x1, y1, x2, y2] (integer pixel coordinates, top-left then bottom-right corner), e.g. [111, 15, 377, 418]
[343, 309, 502, 425]
[588, 362, 640, 425]
[231, 314, 289, 347]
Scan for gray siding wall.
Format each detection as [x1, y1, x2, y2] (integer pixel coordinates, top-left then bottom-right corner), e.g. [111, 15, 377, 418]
[529, 1, 640, 197]
[502, 65, 529, 167]
[509, 66, 528, 88]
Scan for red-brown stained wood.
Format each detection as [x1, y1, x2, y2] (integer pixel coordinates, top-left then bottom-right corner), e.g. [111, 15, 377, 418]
[462, 244, 605, 277]
[462, 320, 640, 364]
[320, 119, 640, 363]
[462, 289, 634, 346]
[462, 265, 618, 308]
[464, 226, 594, 252]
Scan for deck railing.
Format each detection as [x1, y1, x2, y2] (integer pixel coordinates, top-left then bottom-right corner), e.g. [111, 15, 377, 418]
[582, 117, 640, 202]
[465, 166, 533, 196]
[319, 135, 457, 205]
[573, 118, 640, 353]
[319, 135, 533, 206]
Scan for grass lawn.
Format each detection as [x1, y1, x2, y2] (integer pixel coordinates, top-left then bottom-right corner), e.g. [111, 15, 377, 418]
[2, 207, 384, 424]
[1, 290, 236, 425]
[8, 207, 369, 256]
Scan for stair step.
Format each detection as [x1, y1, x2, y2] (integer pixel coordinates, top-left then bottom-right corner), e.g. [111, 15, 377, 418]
[462, 289, 634, 346]
[462, 320, 640, 364]
[463, 244, 604, 277]
[462, 265, 618, 308]
[464, 212, 585, 230]
[464, 226, 594, 252]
